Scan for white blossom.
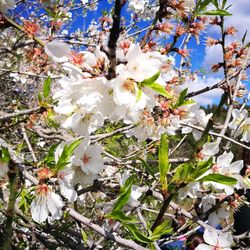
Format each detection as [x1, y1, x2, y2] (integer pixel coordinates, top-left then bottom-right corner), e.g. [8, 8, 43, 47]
[30, 184, 64, 223]
[195, 228, 233, 250]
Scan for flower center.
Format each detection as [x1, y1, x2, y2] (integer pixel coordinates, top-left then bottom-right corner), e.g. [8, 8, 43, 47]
[122, 79, 136, 94]
[37, 184, 51, 195]
[82, 153, 91, 164]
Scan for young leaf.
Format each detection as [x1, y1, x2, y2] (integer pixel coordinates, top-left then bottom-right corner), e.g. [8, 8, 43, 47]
[211, 0, 219, 9]
[173, 88, 188, 108]
[197, 173, 237, 186]
[199, 9, 232, 16]
[43, 76, 52, 98]
[192, 157, 213, 180]
[112, 176, 133, 212]
[222, 0, 228, 9]
[141, 71, 160, 86]
[242, 30, 248, 45]
[125, 224, 154, 243]
[146, 82, 172, 98]
[139, 158, 157, 181]
[159, 134, 169, 191]
[150, 220, 172, 240]
[41, 144, 58, 167]
[136, 88, 142, 102]
[0, 147, 10, 163]
[108, 210, 135, 223]
[55, 139, 82, 171]
[196, 0, 212, 13]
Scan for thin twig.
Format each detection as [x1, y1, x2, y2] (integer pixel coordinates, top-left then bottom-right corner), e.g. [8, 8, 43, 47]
[67, 208, 148, 250]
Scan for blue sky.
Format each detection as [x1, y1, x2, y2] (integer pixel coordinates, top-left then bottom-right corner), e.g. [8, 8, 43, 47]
[13, 0, 250, 106]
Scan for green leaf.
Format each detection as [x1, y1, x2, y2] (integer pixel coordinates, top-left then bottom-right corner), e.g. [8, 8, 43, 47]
[136, 88, 142, 102]
[112, 176, 133, 212]
[196, 0, 212, 12]
[159, 134, 169, 191]
[55, 139, 82, 171]
[18, 188, 32, 214]
[139, 158, 157, 181]
[199, 9, 232, 16]
[146, 82, 172, 98]
[211, 0, 219, 9]
[242, 30, 248, 45]
[192, 157, 213, 180]
[125, 224, 154, 243]
[43, 76, 52, 98]
[38, 92, 43, 103]
[222, 0, 228, 9]
[197, 173, 237, 186]
[0, 148, 10, 163]
[108, 210, 135, 223]
[81, 229, 88, 244]
[40, 144, 58, 167]
[150, 220, 172, 240]
[173, 88, 188, 108]
[141, 71, 161, 86]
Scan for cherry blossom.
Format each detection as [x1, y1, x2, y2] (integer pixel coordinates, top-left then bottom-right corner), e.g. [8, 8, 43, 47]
[30, 184, 64, 223]
[195, 228, 233, 250]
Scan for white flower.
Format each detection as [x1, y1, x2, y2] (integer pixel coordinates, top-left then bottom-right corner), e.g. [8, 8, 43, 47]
[72, 139, 104, 175]
[58, 170, 77, 202]
[128, 0, 148, 12]
[208, 151, 244, 195]
[195, 228, 233, 250]
[200, 141, 219, 158]
[30, 184, 64, 223]
[178, 182, 201, 199]
[0, 0, 15, 13]
[201, 194, 229, 227]
[62, 111, 104, 135]
[229, 109, 250, 142]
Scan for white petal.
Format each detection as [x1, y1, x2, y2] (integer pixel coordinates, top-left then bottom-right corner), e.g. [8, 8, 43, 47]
[218, 231, 233, 247]
[195, 244, 213, 250]
[47, 192, 64, 221]
[230, 160, 243, 174]
[45, 41, 71, 63]
[208, 212, 219, 228]
[203, 228, 218, 246]
[30, 195, 48, 223]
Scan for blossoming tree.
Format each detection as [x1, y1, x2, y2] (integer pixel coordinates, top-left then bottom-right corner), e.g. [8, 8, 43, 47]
[0, 0, 250, 249]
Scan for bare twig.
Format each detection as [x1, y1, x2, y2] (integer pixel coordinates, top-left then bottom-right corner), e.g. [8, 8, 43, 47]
[67, 208, 148, 250]
[0, 106, 46, 122]
[21, 125, 38, 162]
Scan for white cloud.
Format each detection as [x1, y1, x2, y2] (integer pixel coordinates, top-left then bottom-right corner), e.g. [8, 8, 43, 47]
[184, 77, 223, 106]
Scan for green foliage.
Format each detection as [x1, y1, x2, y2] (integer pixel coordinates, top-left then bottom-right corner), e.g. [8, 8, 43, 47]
[195, 0, 232, 16]
[18, 188, 33, 214]
[140, 71, 172, 98]
[147, 82, 172, 98]
[43, 76, 52, 99]
[112, 176, 133, 212]
[149, 220, 172, 241]
[197, 173, 237, 185]
[141, 71, 161, 85]
[172, 88, 195, 109]
[54, 139, 81, 172]
[0, 147, 10, 164]
[139, 158, 157, 181]
[39, 143, 58, 168]
[159, 134, 169, 191]
[199, 9, 232, 16]
[170, 158, 213, 187]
